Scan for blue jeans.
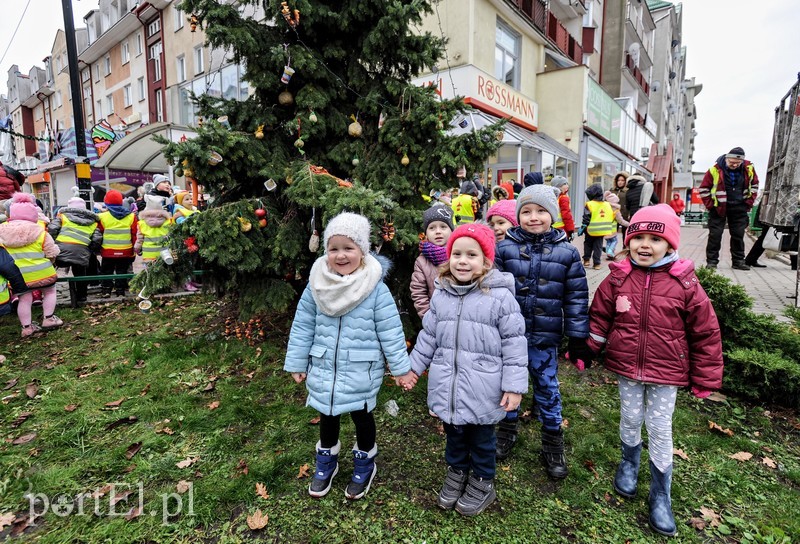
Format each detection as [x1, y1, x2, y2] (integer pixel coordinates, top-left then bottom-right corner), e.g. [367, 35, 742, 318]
[443, 423, 496, 479]
[503, 345, 562, 431]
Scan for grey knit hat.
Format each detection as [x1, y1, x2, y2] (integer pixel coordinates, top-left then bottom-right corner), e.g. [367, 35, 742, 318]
[551, 176, 569, 190]
[323, 212, 372, 255]
[516, 185, 560, 222]
[422, 204, 454, 231]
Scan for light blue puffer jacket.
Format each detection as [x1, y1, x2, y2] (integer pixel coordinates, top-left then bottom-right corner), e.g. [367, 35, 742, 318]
[284, 260, 411, 416]
[410, 269, 529, 425]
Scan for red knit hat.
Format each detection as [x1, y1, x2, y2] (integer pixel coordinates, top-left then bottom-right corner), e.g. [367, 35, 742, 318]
[625, 204, 681, 250]
[486, 199, 518, 227]
[104, 190, 123, 205]
[446, 223, 496, 262]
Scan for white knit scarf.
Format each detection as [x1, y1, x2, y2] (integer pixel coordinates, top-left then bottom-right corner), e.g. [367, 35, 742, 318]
[309, 253, 383, 317]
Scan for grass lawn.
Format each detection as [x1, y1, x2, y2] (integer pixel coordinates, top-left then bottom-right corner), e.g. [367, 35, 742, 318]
[0, 295, 798, 543]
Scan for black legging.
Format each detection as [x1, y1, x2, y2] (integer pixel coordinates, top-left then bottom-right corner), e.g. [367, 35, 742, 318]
[319, 407, 375, 452]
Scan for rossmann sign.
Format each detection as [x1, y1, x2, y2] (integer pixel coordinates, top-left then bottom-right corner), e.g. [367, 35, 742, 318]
[412, 65, 538, 131]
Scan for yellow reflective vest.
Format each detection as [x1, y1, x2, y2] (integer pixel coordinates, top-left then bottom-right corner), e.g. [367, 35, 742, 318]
[451, 194, 475, 225]
[0, 274, 8, 305]
[707, 163, 756, 207]
[56, 214, 97, 246]
[585, 201, 615, 236]
[98, 211, 135, 252]
[138, 220, 172, 262]
[553, 196, 565, 229]
[6, 231, 57, 285]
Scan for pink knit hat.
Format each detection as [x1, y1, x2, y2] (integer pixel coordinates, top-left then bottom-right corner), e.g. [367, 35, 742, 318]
[625, 204, 681, 250]
[9, 192, 40, 223]
[486, 199, 518, 227]
[447, 223, 496, 262]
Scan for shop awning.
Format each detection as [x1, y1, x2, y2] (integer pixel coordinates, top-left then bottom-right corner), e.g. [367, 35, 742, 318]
[452, 111, 579, 162]
[93, 122, 197, 173]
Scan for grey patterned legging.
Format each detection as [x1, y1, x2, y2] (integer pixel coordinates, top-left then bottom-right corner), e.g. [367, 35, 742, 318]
[618, 378, 678, 472]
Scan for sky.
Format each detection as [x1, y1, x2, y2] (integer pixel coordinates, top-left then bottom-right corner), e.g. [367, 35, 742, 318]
[2, 0, 799, 179]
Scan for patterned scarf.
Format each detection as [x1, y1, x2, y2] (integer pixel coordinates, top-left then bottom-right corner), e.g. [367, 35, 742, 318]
[419, 240, 448, 266]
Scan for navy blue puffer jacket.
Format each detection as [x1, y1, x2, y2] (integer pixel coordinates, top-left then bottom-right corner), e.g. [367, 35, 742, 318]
[495, 226, 589, 346]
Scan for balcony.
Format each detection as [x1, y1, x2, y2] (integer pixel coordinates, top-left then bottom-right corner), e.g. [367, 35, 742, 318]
[625, 52, 650, 96]
[513, 0, 547, 33]
[547, 12, 583, 64]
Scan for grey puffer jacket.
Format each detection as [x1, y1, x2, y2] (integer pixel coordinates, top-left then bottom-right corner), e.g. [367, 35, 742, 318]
[49, 207, 102, 267]
[410, 269, 528, 425]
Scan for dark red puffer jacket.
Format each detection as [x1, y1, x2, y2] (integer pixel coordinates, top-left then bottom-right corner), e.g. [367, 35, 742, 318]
[0, 165, 21, 201]
[588, 258, 723, 389]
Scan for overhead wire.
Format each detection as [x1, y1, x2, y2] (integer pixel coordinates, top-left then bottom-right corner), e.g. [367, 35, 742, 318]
[0, 0, 34, 69]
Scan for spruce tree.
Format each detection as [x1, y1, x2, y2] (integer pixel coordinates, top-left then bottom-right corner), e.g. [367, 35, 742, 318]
[139, 0, 504, 315]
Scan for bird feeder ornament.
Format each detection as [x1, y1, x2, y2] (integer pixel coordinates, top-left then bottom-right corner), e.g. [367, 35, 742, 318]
[348, 114, 362, 138]
[255, 125, 265, 139]
[238, 217, 252, 232]
[189, 13, 199, 32]
[281, 64, 295, 85]
[207, 151, 223, 166]
[351, 156, 360, 166]
[278, 90, 294, 106]
[309, 110, 318, 123]
[280, 1, 300, 29]
[308, 230, 320, 252]
[401, 153, 410, 166]
[381, 220, 396, 242]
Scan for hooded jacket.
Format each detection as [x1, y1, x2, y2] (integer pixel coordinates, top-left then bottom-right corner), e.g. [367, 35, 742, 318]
[410, 253, 440, 318]
[625, 176, 659, 217]
[495, 226, 589, 346]
[588, 258, 723, 389]
[0, 246, 28, 315]
[134, 208, 172, 255]
[0, 165, 22, 201]
[698, 156, 758, 217]
[283, 255, 411, 416]
[49, 207, 102, 267]
[0, 220, 60, 288]
[410, 269, 528, 425]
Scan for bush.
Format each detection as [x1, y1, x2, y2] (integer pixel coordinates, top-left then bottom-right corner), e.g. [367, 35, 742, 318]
[697, 268, 800, 407]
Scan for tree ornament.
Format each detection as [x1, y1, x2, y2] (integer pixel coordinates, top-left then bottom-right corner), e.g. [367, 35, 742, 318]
[348, 114, 363, 137]
[184, 168, 194, 178]
[381, 220, 396, 242]
[255, 208, 267, 219]
[238, 217, 252, 232]
[280, 1, 301, 29]
[308, 229, 320, 252]
[495, 130, 504, 141]
[217, 115, 230, 128]
[378, 112, 387, 129]
[175, 168, 184, 177]
[255, 125, 265, 139]
[456, 165, 466, 178]
[352, 156, 359, 166]
[207, 151, 223, 165]
[259, 218, 267, 228]
[278, 90, 294, 106]
[401, 153, 410, 166]
[184, 236, 199, 253]
[309, 111, 318, 123]
[294, 138, 304, 149]
[189, 13, 199, 32]
[281, 65, 295, 85]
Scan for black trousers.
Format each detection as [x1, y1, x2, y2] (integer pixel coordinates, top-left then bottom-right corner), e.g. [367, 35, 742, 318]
[319, 407, 375, 452]
[706, 204, 749, 264]
[100, 257, 134, 292]
[745, 227, 769, 264]
[583, 235, 604, 265]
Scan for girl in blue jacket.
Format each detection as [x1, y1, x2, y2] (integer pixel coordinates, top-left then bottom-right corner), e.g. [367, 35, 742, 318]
[284, 212, 415, 500]
[407, 223, 528, 516]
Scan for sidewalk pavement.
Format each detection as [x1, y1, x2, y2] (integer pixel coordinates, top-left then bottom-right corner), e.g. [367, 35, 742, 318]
[576, 226, 798, 319]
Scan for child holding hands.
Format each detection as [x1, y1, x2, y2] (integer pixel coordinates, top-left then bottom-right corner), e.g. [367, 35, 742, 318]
[407, 223, 528, 516]
[585, 204, 723, 536]
[284, 212, 416, 500]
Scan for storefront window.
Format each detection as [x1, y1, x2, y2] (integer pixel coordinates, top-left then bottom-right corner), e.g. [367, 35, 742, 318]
[541, 151, 554, 181]
[587, 140, 625, 191]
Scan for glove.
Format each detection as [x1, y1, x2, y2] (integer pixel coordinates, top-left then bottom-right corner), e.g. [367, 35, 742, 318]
[566, 231, 574, 243]
[691, 386, 712, 399]
[577, 226, 586, 237]
[566, 337, 594, 371]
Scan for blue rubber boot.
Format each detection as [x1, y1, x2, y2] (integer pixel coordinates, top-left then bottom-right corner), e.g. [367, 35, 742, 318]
[345, 443, 377, 500]
[613, 441, 642, 498]
[648, 461, 677, 537]
[308, 441, 339, 498]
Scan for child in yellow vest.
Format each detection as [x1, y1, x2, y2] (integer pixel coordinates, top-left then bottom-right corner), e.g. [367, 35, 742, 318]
[578, 184, 615, 270]
[49, 192, 102, 303]
[134, 195, 174, 266]
[0, 193, 61, 337]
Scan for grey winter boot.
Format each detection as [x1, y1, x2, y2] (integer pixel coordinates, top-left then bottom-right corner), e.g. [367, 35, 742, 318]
[308, 441, 340, 498]
[344, 443, 377, 500]
[540, 428, 568, 479]
[454, 474, 496, 516]
[613, 441, 642, 498]
[648, 461, 677, 537]
[437, 466, 469, 510]
[495, 418, 519, 460]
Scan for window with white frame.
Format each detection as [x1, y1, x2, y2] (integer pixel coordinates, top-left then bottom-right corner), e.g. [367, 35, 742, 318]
[55, 56, 62, 72]
[194, 46, 204, 75]
[122, 42, 130, 64]
[104, 55, 111, 76]
[123, 85, 132, 107]
[174, 6, 184, 30]
[94, 63, 100, 82]
[55, 91, 63, 108]
[137, 77, 145, 101]
[150, 43, 162, 81]
[495, 19, 520, 89]
[106, 95, 114, 114]
[135, 33, 143, 56]
[96, 99, 103, 119]
[176, 55, 186, 83]
[155, 89, 164, 122]
[147, 19, 160, 37]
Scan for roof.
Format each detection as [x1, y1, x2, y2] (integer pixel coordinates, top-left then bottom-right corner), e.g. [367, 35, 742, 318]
[93, 122, 197, 173]
[646, 0, 673, 11]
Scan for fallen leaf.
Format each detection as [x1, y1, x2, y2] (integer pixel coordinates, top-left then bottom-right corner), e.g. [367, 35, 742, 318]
[728, 451, 753, 462]
[296, 463, 310, 479]
[176, 480, 191, 494]
[246, 509, 268, 530]
[708, 420, 734, 437]
[236, 459, 249, 475]
[124, 506, 142, 521]
[762, 456, 777, 469]
[245, 371, 255, 380]
[24, 382, 38, 399]
[255, 482, 269, 499]
[0, 354, 6, 364]
[561, 418, 570, 429]
[699, 506, 721, 528]
[64, 404, 78, 412]
[110, 490, 133, 506]
[207, 401, 220, 410]
[673, 448, 689, 460]
[309, 416, 321, 425]
[583, 459, 599, 479]
[2, 392, 19, 404]
[105, 398, 126, 408]
[155, 426, 175, 435]
[3, 377, 17, 390]
[707, 391, 727, 403]
[139, 383, 151, 396]
[761, 445, 772, 453]
[203, 382, 216, 392]
[689, 517, 707, 530]
[92, 484, 112, 499]
[176, 456, 199, 469]
[0, 511, 15, 530]
[133, 360, 146, 369]
[10, 514, 35, 536]
[106, 416, 138, 431]
[12, 433, 37, 445]
[11, 411, 33, 428]
[124, 442, 142, 459]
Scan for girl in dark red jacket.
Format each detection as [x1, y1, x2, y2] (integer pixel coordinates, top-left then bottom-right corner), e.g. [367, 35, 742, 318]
[585, 204, 723, 537]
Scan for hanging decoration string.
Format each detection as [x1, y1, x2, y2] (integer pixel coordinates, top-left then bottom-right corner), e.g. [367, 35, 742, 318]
[0, 126, 52, 142]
